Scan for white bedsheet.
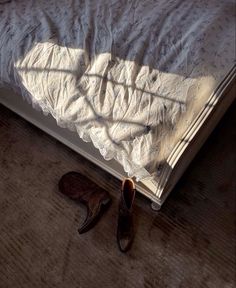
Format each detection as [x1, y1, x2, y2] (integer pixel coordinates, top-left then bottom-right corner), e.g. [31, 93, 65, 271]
[0, 0, 235, 180]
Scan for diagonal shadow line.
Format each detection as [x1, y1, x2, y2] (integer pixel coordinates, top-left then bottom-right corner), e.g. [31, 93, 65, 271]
[84, 72, 185, 105]
[68, 114, 147, 128]
[16, 66, 185, 105]
[15, 65, 180, 146]
[15, 66, 155, 146]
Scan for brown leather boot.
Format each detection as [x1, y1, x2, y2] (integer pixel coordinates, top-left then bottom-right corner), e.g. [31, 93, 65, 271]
[58, 171, 112, 234]
[117, 178, 136, 252]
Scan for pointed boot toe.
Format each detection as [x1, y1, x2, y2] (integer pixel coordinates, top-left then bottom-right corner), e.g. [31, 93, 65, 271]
[118, 236, 133, 252]
[78, 192, 112, 234]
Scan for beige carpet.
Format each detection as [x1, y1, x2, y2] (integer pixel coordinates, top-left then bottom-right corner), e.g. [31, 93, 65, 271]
[0, 102, 235, 288]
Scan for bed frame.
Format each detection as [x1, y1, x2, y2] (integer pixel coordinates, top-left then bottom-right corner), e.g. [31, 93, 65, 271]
[0, 71, 235, 210]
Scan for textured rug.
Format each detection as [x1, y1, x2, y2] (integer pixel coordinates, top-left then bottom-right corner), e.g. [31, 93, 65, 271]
[0, 101, 235, 288]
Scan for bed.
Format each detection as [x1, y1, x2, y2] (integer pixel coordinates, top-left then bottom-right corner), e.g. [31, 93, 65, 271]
[0, 0, 235, 209]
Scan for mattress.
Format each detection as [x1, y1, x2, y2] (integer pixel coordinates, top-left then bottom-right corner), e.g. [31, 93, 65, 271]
[0, 0, 235, 186]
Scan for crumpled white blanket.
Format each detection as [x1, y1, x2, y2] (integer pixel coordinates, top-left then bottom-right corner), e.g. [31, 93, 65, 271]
[0, 0, 235, 179]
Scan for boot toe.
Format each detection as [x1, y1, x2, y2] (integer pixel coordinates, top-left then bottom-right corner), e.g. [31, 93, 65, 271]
[118, 236, 132, 252]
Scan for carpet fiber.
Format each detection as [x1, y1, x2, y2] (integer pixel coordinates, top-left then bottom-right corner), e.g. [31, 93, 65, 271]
[0, 102, 235, 288]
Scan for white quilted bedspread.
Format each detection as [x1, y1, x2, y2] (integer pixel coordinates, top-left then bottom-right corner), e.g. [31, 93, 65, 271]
[0, 0, 235, 179]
